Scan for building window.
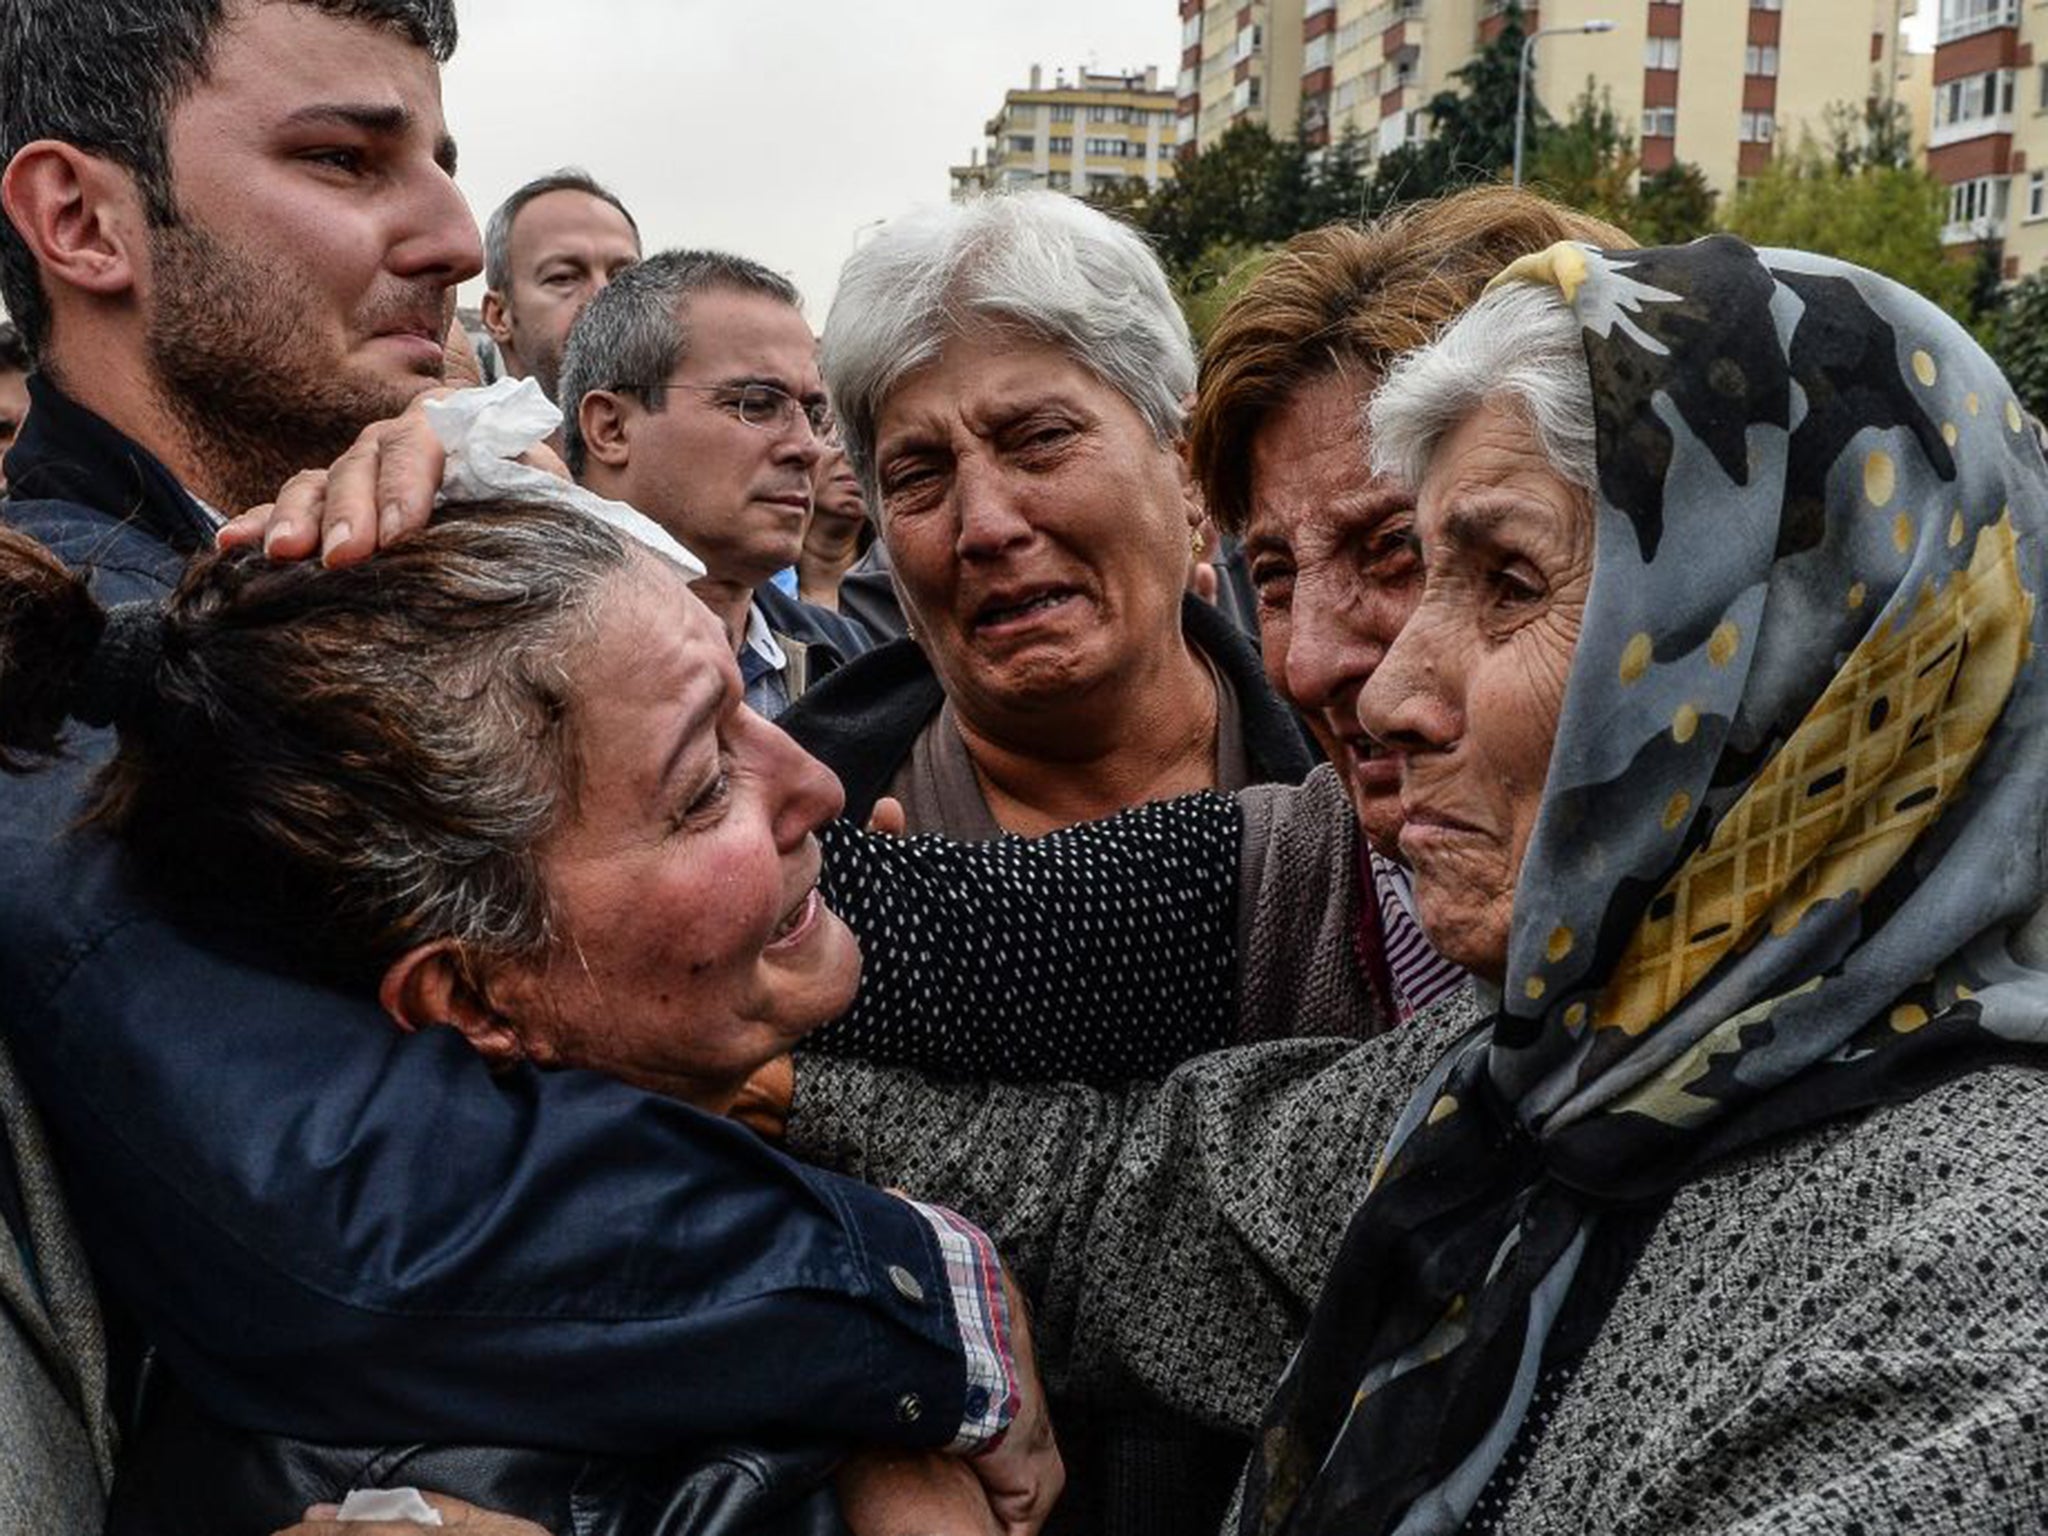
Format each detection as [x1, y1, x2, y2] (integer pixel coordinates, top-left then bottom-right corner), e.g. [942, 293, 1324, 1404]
[1335, 18, 1366, 54]
[1049, 136, 1072, 154]
[1233, 24, 1263, 64]
[1049, 103, 1076, 123]
[1305, 33, 1333, 70]
[1752, 0, 1782, 11]
[1181, 13, 1202, 47]
[2029, 168, 2047, 220]
[1745, 44, 1779, 75]
[1642, 106, 1678, 137]
[1948, 174, 2011, 228]
[1936, 68, 2017, 130]
[2037, 62, 2048, 112]
[1644, 37, 1682, 69]
[1009, 135, 1035, 153]
[1739, 111, 1776, 142]
[1939, 0, 2019, 42]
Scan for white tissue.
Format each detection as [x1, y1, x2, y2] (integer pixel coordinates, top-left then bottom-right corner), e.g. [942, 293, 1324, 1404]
[335, 1486, 444, 1524]
[421, 377, 706, 580]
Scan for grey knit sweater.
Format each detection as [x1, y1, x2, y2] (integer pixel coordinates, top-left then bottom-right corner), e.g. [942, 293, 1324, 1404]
[790, 1021, 2048, 1533]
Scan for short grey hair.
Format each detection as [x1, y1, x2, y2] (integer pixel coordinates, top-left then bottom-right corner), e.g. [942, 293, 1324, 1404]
[0, 0, 458, 360]
[1368, 277, 1597, 496]
[821, 191, 1194, 507]
[557, 248, 803, 477]
[483, 168, 640, 295]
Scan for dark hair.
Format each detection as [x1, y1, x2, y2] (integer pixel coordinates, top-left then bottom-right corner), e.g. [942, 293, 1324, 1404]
[558, 248, 803, 476]
[0, 320, 26, 376]
[1189, 186, 1634, 536]
[0, 0, 459, 360]
[0, 501, 634, 983]
[484, 168, 640, 295]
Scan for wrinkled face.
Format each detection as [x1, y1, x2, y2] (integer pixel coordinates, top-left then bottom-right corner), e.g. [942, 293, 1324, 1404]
[0, 368, 26, 492]
[491, 560, 859, 1108]
[491, 189, 640, 400]
[1243, 371, 1419, 857]
[613, 288, 827, 589]
[874, 332, 1196, 724]
[145, 3, 481, 503]
[1356, 403, 1592, 979]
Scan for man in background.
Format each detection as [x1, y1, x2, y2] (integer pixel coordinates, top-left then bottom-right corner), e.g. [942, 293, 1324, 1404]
[480, 168, 639, 404]
[562, 250, 870, 718]
[0, 321, 27, 493]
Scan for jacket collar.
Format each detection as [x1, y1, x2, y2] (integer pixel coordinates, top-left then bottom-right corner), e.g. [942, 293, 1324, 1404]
[5, 374, 215, 556]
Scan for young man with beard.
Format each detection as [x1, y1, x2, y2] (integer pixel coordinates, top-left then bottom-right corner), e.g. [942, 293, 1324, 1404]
[0, 1, 1051, 1529]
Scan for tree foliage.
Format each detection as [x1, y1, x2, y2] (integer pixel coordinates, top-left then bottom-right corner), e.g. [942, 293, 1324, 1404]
[1086, 119, 1371, 288]
[1723, 138, 1974, 322]
[1994, 270, 2048, 421]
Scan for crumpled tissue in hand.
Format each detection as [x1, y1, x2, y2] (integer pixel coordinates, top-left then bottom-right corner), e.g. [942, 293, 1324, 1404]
[336, 1485, 443, 1524]
[421, 377, 706, 580]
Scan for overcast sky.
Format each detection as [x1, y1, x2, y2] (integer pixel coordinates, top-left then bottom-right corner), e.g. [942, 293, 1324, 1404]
[442, 0, 1181, 321]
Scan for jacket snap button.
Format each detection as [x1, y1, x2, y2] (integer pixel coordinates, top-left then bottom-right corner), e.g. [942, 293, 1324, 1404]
[896, 1392, 924, 1424]
[887, 1264, 925, 1304]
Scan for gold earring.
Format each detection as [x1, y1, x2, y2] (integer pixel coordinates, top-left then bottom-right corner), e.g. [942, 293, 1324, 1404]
[1190, 529, 1205, 559]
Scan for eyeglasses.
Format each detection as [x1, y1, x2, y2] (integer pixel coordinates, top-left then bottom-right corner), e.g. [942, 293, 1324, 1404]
[617, 379, 836, 442]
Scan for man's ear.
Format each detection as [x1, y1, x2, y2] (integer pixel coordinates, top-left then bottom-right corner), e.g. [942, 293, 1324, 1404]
[0, 141, 148, 304]
[480, 287, 514, 349]
[578, 389, 635, 471]
[379, 939, 528, 1068]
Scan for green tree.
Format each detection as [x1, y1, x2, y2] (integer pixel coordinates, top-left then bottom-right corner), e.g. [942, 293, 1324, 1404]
[1994, 269, 2048, 420]
[1822, 97, 1915, 174]
[1368, 2, 1538, 208]
[1723, 138, 1974, 323]
[1632, 162, 1717, 244]
[1529, 82, 1639, 230]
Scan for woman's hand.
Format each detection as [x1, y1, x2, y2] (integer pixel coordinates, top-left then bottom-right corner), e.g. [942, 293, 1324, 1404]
[272, 1492, 552, 1534]
[964, 1269, 1063, 1535]
[836, 1451, 1002, 1536]
[729, 1053, 796, 1141]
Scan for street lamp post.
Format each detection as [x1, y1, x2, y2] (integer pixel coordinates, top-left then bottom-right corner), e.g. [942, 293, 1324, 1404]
[1513, 19, 1617, 188]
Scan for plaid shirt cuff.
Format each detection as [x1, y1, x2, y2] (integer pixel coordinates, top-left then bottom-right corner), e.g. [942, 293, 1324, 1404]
[904, 1198, 1020, 1452]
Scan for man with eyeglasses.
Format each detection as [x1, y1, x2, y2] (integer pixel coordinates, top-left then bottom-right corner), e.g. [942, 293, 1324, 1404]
[561, 248, 872, 718]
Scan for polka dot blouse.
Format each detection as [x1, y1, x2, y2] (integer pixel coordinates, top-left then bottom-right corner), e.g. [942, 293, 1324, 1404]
[808, 795, 1243, 1087]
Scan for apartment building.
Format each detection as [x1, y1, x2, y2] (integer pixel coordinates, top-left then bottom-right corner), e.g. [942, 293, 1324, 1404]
[1216, 1, 1923, 199]
[1176, 0, 1308, 154]
[1925, 0, 2048, 276]
[950, 65, 1179, 201]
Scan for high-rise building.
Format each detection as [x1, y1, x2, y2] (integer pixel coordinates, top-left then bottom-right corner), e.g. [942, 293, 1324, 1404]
[1177, 0, 1308, 154]
[950, 64, 1179, 202]
[1926, 0, 2042, 277]
[1207, 2, 1926, 202]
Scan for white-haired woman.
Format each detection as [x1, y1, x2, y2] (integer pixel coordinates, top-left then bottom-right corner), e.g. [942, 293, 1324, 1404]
[788, 237, 2048, 1534]
[780, 192, 1315, 840]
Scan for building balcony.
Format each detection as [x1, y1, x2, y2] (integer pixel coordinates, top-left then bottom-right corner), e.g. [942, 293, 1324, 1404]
[1942, 215, 2007, 243]
[1931, 111, 2015, 149]
[1937, 0, 2019, 45]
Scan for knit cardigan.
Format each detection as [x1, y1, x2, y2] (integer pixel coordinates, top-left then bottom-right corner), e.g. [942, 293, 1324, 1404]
[789, 1021, 2048, 1533]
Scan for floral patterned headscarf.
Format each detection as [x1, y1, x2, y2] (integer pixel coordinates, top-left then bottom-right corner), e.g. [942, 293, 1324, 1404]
[1238, 235, 2048, 1535]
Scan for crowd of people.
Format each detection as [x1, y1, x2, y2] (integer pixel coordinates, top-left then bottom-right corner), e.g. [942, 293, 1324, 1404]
[0, 3, 2044, 1535]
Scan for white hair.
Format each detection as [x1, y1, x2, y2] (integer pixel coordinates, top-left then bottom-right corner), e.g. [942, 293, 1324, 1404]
[1368, 278, 1597, 496]
[820, 191, 1194, 510]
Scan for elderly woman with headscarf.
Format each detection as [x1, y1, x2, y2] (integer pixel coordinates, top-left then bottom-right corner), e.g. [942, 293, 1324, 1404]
[778, 192, 1315, 843]
[790, 236, 2048, 1534]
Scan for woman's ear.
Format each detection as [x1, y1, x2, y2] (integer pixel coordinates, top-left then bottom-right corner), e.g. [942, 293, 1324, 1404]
[378, 940, 527, 1068]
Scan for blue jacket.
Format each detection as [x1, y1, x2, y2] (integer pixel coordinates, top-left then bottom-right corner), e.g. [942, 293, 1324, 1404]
[0, 378, 969, 1454]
